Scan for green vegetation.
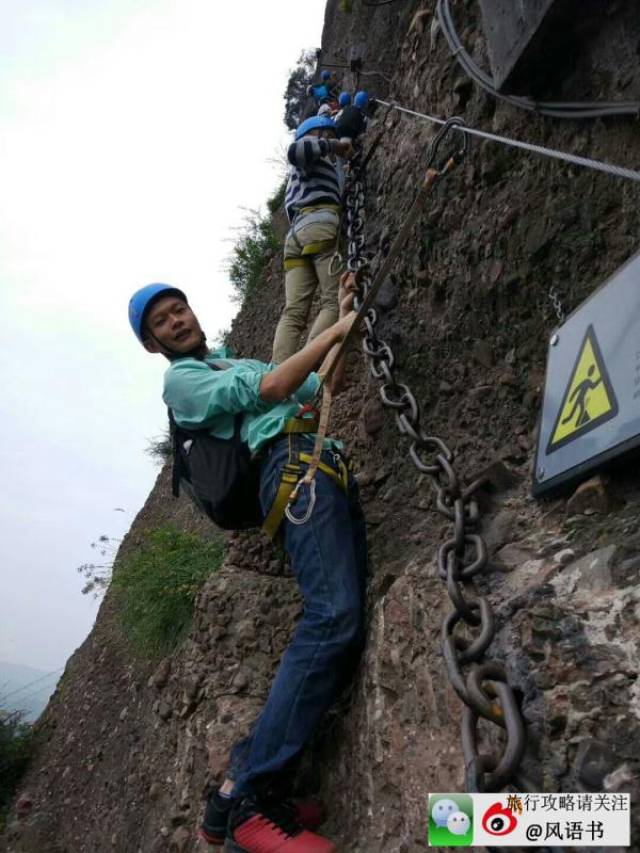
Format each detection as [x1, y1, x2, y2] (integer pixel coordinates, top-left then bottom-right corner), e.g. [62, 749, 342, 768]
[266, 180, 287, 216]
[0, 708, 35, 830]
[112, 526, 224, 658]
[145, 431, 172, 466]
[283, 48, 317, 130]
[227, 181, 286, 306]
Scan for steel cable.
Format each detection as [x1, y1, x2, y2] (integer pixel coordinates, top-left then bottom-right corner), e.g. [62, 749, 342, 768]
[436, 0, 640, 119]
[376, 99, 640, 183]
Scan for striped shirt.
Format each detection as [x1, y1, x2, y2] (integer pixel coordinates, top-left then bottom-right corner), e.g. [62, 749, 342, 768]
[284, 137, 345, 223]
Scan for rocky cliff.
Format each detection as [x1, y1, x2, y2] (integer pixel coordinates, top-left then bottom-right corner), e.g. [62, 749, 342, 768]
[4, 1, 640, 851]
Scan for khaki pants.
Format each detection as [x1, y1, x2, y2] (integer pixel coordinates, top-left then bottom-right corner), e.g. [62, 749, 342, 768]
[272, 209, 342, 364]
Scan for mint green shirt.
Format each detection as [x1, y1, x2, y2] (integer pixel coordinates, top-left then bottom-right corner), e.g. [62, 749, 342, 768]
[163, 347, 327, 454]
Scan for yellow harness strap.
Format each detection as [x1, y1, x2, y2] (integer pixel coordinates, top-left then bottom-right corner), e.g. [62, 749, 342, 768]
[284, 257, 312, 271]
[300, 203, 342, 215]
[260, 429, 349, 540]
[282, 417, 319, 435]
[300, 238, 337, 256]
[284, 238, 338, 270]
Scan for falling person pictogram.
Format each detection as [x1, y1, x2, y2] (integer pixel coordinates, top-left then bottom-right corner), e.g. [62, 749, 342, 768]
[547, 325, 619, 454]
[561, 364, 602, 428]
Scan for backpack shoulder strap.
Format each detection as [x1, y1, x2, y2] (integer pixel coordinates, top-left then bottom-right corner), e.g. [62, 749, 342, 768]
[167, 358, 245, 498]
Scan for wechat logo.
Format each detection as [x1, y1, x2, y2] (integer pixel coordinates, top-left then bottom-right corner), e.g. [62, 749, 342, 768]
[428, 794, 473, 846]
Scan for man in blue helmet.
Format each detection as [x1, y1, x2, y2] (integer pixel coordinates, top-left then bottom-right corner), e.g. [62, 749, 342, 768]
[128, 281, 367, 853]
[271, 115, 353, 364]
[335, 89, 370, 142]
[333, 91, 352, 122]
[306, 69, 339, 108]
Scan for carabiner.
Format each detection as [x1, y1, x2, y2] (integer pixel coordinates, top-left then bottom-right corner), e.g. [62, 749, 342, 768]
[285, 479, 317, 526]
[328, 251, 345, 277]
[425, 116, 468, 172]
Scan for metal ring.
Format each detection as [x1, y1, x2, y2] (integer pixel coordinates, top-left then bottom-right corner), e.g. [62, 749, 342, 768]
[285, 480, 317, 526]
[465, 661, 508, 726]
[443, 598, 495, 665]
[438, 535, 488, 581]
[379, 382, 413, 410]
[328, 252, 344, 277]
[446, 557, 481, 626]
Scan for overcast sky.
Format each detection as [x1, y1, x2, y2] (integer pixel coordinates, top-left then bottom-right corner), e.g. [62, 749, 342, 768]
[0, 0, 326, 673]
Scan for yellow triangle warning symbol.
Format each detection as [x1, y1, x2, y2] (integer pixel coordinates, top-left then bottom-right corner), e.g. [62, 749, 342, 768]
[547, 325, 618, 454]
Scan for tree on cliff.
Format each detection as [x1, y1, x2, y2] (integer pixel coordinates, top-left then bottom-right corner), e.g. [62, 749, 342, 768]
[283, 48, 318, 130]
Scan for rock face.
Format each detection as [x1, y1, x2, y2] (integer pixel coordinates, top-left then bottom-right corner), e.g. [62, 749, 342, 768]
[5, 2, 640, 851]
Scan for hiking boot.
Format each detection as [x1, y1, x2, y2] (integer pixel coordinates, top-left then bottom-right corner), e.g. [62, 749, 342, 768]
[225, 796, 335, 853]
[200, 789, 326, 847]
[200, 788, 235, 846]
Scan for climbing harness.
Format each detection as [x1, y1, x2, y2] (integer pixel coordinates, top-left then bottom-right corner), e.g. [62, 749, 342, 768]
[338, 120, 531, 794]
[284, 205, 342, 271]
[436, 0, 640, 120]
[261, 431, 350, 539]
[376, 99, 640, 183]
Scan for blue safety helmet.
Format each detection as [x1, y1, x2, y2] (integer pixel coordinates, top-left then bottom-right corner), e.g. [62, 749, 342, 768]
[128, 283, 187, 345]
[354, 90, 369, 109]
[320, 70, 331, 81]
[338, 92, 352, 107]
[295, 115, 337, 141]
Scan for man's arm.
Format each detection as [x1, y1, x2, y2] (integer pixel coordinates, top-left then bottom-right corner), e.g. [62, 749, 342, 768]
[325, 272, 357, 395]
[260, 309, 355, 403]
[287, 137, 353, 169]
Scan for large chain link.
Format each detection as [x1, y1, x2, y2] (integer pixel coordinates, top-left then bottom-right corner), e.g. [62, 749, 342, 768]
[346, 145, 528, 793]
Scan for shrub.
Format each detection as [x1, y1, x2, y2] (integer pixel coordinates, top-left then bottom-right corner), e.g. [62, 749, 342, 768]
[266, 180, 287, 217]
[111, 526, 224, 658]
[145, 430, 172, 466]
[0, 708, 35, 829]
[228, 209, 280, 305]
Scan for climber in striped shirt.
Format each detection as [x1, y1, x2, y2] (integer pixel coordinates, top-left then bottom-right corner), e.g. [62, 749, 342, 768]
[272, 115, 353, 364]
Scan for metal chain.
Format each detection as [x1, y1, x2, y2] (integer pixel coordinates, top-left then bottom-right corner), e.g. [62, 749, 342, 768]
[345, 144, 528, 793]
[548, 286, 566, 325]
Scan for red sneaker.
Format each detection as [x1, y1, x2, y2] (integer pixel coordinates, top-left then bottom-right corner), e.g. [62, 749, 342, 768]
[200, 790, 327, 847]
[225, 797, 335, 852]
[289, 797, 325, 833]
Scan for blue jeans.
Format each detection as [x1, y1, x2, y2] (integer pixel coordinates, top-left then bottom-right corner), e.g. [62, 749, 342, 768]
[228, 435, 368, 797]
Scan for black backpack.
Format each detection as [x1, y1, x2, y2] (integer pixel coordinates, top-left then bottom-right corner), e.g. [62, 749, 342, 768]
[169, 362, 263, 530]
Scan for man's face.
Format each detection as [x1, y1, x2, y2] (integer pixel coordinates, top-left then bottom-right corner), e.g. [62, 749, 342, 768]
[143, 295, 204, 354]
[309, 128, 337, 142]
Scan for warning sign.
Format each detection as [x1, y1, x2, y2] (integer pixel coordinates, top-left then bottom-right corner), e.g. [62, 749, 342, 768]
[547, 325, 618, 454]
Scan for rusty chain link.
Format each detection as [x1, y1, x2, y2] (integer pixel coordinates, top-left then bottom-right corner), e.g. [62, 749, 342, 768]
[345, 133, 528, 793]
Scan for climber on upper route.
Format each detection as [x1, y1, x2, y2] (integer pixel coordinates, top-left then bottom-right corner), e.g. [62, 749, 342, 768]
[128, 280, 367, 853]
[335, 89, 370, 141]
[307, 69, 339, 108]
[334, 90, 352, 122]
[271, 115, 354, 364]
